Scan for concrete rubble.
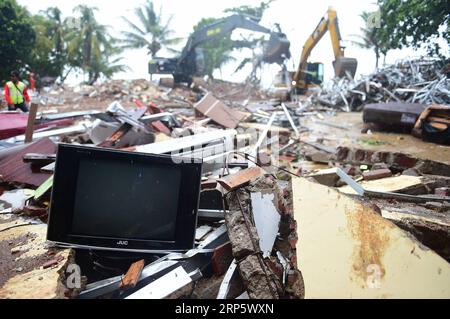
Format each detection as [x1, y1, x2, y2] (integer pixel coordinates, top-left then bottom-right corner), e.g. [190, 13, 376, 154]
[0, 55, 449, 299]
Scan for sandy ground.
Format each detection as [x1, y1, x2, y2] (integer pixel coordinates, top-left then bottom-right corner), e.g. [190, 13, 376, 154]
[301, 112, 450, 165]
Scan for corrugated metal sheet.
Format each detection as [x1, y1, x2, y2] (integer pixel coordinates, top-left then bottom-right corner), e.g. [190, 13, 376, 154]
[0, 138, 55, 187]
[0, 113, 74, 140]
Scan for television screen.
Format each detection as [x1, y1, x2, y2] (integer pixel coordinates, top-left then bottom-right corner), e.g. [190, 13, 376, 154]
[47, 144, 202, 252]
[71, 158, 181, 241]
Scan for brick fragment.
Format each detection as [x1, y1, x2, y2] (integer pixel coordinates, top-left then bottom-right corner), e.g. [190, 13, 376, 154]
[363, 168, 392, 181]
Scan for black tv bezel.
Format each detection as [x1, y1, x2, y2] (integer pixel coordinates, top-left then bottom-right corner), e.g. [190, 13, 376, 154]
[47, 144, 202, 253]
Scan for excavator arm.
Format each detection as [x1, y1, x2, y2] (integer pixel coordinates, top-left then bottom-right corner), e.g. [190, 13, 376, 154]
[180, 14, 272, 62]
[149, 14, 290, 83]
[292, 7, 357, 93]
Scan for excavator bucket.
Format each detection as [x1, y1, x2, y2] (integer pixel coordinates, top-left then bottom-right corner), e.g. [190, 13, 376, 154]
[262, 33, 291, 64]
[334, 57, 358, 78]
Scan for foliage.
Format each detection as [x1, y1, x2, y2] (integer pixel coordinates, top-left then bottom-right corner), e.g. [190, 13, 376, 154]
[66, 5, 127, 84]
[223, 1, 275, 81]
[191, 1, 275, 80]
[28, 7, 67, 82]
[0, 0, 35, 83]
[224, 0, 275, 21]
[120, 0, 181, 57]
[377, 0, 449, 56]
[192, 17, 236, 79]
[351, 11, 390, 69]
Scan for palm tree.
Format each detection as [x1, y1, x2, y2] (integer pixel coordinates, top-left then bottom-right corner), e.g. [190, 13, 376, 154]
[44, 7, 64, 56]
[89, 46, 129, 84]
[41, 7, 67, 79]
[120, 1, 181, 57]
[66, 5, 125, 84]
[351, 11, 388, 69]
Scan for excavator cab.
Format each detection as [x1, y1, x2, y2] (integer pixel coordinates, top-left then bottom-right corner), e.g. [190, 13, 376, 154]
[305, 62, 324, 85]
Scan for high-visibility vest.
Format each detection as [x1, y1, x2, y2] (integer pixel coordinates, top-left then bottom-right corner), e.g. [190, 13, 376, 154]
[6, 81, 26, 104]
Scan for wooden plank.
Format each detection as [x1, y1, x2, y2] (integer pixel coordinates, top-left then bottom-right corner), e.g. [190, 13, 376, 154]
[338, 175, 424, 195]
[120, 259, 145, 290]
[24, 103, 38, 143]
[218, 167, 265, 192]
[428, 116, 450, 125]
[292, 177, 450, 298]
[97, 123, 132, 148]
[239, 122, 290, 135]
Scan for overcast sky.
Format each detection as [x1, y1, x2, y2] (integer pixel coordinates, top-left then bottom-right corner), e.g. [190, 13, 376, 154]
[18, 0, 431, 86]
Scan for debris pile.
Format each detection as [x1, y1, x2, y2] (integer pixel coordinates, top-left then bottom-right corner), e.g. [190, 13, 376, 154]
[314, 57, 450, 111]
[37, 79, 165, 111]
[0, 58, 449, 299]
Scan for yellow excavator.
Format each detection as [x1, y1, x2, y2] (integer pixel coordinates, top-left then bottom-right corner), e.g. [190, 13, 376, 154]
[289, 7, 358, 95]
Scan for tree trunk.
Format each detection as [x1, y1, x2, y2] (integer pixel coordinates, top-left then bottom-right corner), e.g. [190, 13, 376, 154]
[374, 45, 380, 70]
[60, 66, 74, 84]
[88, 72, 99, 85]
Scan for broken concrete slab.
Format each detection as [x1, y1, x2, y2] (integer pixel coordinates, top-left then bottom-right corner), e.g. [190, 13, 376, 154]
[292, 177, 450, 298]
[223, 175, 305, 299]
[225, 188, 280, 299]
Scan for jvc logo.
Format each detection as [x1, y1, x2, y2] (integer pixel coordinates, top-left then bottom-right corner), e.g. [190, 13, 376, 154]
[117, 240, 129, 246]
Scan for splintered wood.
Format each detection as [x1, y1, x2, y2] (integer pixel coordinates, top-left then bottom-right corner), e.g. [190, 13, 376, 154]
[120, 259, 145, 290]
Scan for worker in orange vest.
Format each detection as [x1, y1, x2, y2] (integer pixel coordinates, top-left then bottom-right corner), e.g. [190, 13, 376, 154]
[4, 71, 30, 112]
[29, 72, 36, 92]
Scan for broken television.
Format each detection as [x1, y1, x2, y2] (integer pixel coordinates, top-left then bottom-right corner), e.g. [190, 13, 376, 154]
[47, 144, 202, 253]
